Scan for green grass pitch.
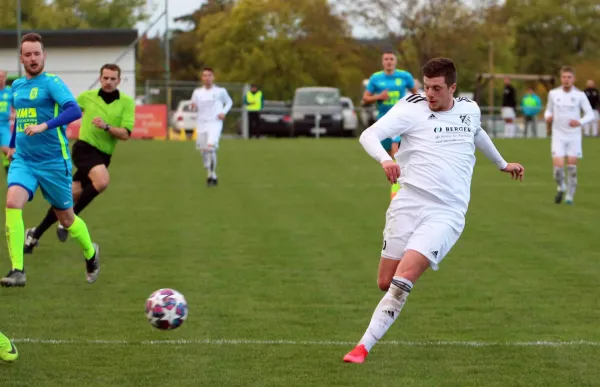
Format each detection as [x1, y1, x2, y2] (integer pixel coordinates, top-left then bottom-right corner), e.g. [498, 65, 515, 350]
[0, 137, 599, 386]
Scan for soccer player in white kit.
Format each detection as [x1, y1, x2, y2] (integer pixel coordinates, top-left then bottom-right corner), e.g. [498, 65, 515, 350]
[190, 67, 233, 186]
[544, 66, 595, 205]
[343, 58, 524, 364]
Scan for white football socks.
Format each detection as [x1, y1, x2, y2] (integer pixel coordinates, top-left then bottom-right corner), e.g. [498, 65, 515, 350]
[566, 165, 577, 200]
[358, 277, 413, 352]
[553, 166, 565, 192]
[209, 150, 217, 179]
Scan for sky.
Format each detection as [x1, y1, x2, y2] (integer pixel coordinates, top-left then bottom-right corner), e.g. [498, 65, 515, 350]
[135, 0, 372, 37]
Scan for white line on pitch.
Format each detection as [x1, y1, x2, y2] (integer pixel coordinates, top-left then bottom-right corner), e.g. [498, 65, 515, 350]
[11, 338, 600, 347]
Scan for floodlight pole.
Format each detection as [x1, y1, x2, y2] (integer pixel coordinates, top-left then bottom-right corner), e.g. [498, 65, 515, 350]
[16, 0, 22, 76]
[165, 0, 171, 111]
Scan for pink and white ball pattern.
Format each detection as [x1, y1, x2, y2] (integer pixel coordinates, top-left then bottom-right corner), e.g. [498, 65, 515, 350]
[146, 288, 188, 330]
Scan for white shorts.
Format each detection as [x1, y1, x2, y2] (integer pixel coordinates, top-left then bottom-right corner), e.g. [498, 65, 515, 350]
[195, 121, 223, 150]
[381, 186, 465, 271]
[501, 107, 516, 120]
[551, 134, 582, 158]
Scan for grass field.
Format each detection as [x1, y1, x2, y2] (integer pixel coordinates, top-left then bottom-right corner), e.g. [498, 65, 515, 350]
[0, 137, 599, 386]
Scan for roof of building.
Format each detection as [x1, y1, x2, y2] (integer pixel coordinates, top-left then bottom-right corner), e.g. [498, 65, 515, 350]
[0, 29, 138, 49]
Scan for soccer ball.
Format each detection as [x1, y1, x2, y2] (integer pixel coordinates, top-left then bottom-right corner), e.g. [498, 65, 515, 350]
[145, 288, 188, 330]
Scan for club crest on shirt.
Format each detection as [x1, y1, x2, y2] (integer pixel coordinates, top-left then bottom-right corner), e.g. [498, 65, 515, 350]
[459, 114, 471, 126]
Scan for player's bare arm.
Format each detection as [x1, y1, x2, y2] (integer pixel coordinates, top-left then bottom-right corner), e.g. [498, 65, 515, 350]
[24, 122, 48, 135]
[91, 116, 130, 140]
[362, 90, 388, 105]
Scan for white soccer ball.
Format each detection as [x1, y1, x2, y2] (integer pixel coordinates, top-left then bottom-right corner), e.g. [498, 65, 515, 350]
[145, 288, 188, 330]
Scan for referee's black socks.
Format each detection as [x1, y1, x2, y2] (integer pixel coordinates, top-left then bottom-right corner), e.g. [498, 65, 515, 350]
[33, 184, 101, 240]
[73, 185, 100, 215]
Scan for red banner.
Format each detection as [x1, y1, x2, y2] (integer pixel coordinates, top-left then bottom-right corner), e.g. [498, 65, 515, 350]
[67, 104, 168, 139]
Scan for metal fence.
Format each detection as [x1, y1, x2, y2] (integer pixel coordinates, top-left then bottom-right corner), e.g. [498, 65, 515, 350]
[480, 106, 550, 138]
[137, 80, 552, 140]
[141, 80, 250, 137]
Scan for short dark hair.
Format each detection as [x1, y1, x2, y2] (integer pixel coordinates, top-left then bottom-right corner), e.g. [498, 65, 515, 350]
[203, 67, 214, 74]
[560, 65, 575, 75]
[100, 63, 121, 78]
[382, 50, 396, 56]
[422, 58, 456, 86]
[20, 32, 43, 52]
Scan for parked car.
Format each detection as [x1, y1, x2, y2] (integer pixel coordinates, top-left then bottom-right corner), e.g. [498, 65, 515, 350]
[171, 100, 196, 133]
[258, 100, 293, 137]
[340, 96, 358, 136]
[359, 103, 378, 128]
[291, 87, 344, 136]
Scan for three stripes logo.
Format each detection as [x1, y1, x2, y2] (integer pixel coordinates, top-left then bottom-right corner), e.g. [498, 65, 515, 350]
[428, 114, 437, 120]
[406, 94, 426, 104]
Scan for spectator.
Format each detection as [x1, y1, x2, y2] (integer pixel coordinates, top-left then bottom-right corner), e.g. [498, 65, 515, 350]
[244, 84, 264, 138]
[521, 87, 542, 138]
[502, 77, 517, 138]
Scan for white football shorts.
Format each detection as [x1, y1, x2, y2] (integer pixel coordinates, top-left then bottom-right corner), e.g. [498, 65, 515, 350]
[381, 186, 465, 271]
[195, 120, 224, 150]
[501, 107, 516, 120]
[551, 133, 582, 158]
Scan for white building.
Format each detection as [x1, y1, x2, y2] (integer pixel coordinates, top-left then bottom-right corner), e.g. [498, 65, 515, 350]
[0, 29, 138, 98]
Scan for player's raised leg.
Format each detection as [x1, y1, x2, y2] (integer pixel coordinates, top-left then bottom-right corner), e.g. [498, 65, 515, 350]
[38, 169, 100, 283]
[0, 331, 18, 362]
[56, 165, 108, 242]
[55, 208, 100, 283]
[25, 179, 84, 252]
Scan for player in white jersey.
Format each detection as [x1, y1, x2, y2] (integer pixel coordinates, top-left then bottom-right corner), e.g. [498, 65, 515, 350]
[544, 66, 595, 205]
[190, 67, 233, 186]
[342, 58, 524, 364]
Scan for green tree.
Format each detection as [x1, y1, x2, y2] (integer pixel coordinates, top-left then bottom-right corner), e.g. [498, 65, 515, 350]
[194, 0, 365, 101]
[506, 0, 600, 75]
[0, 0, 147, 29]
[338, 0, 515, 97]
[170, 0, 234, 81]
[136, 34, 165, 86]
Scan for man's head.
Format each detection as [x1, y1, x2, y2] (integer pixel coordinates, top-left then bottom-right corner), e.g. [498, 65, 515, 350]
[586, 79, 595, 88]
[560, 66, 575, 89]
[99, 64, 121, 93]
[20, 33, 46, 77]
[504, 77, 511, 85]
[250, 84, 258, 92]
[201, 67, 215, 87]
[422, 58, 457, 112]
[526, 87, 534, 94]
[0, 70, 6, 88]
[381, 51, 397, 73]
